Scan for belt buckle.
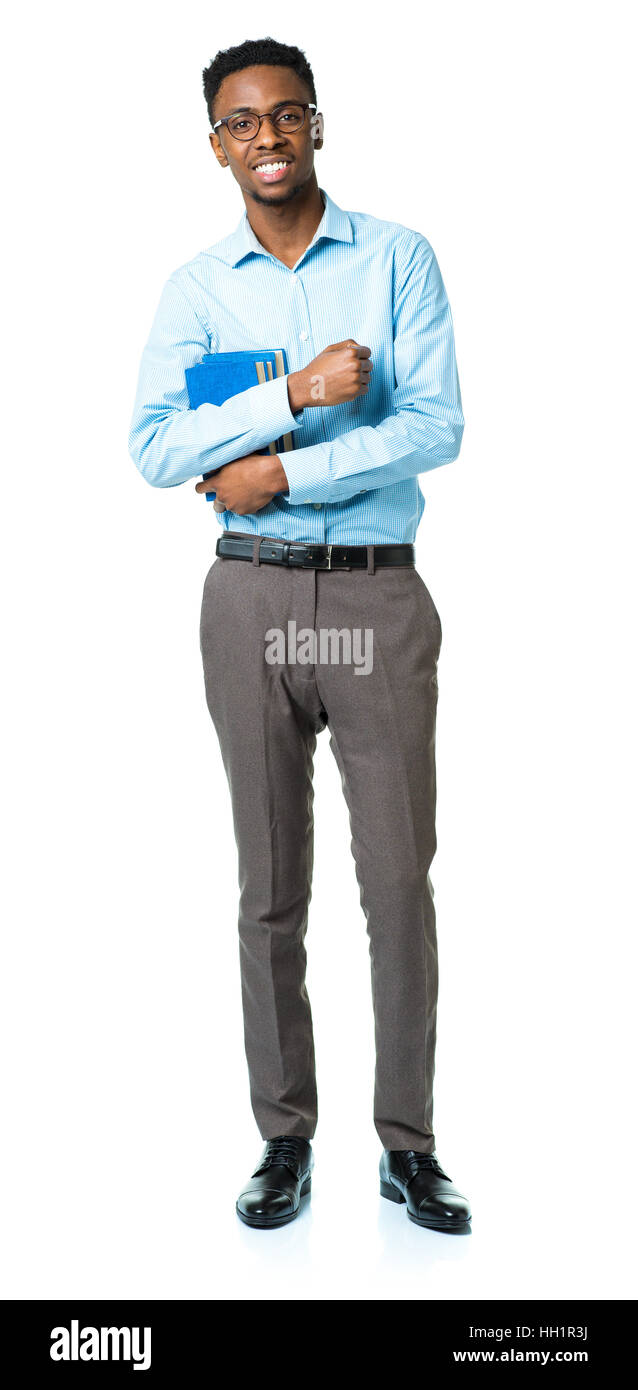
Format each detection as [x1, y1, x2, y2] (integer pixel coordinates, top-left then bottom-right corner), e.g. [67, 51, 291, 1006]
[303, 544, 332, 570]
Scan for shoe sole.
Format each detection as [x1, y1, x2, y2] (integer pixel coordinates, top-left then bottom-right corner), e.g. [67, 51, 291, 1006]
[236, 1177, 311, 1229]
[380, 1177, 472, 1234]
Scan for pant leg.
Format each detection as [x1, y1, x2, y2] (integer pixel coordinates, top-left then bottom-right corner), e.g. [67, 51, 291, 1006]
[313, 564, 443, 1152]
[199, 553, 327, 1140]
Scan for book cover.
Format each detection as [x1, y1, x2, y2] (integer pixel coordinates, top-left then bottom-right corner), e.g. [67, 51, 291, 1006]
[185, 349, 295, 503]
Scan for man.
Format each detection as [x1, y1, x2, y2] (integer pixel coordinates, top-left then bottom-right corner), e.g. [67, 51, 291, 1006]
[129, 36, 472, 1234]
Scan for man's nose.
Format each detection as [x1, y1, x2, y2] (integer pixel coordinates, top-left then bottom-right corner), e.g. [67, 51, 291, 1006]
[254, 114, 285, 143]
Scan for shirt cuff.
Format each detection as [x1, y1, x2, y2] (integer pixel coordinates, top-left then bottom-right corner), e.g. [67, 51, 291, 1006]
[247, 372, 304, 442]
[279, 442, 337, 506]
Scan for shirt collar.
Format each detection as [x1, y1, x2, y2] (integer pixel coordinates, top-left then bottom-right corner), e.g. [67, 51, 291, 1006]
[208, 188, 353, 267]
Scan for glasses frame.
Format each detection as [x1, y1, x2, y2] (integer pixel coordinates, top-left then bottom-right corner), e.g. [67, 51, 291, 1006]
[213, 101, 317, 142]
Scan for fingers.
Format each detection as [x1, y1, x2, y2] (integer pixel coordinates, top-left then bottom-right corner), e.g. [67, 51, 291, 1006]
[326, 340, 370, 356]
[213, 499, 226, 512]
[343, 342, 372, 358]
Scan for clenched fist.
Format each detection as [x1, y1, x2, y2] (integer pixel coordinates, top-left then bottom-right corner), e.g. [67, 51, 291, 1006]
[287, 340, 373, 411]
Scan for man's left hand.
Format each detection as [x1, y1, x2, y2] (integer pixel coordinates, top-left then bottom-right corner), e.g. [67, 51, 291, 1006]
[194, 453, 289, 515]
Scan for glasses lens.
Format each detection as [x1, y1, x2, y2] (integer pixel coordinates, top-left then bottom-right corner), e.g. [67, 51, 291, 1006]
[273, 104, 305, 131]
[228, 113, 260, 139]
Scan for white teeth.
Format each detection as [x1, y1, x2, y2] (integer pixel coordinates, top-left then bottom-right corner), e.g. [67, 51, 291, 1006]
[255, 161, 290, 172]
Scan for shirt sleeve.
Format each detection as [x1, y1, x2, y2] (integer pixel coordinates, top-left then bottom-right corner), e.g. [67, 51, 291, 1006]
[128, 274, 305, 488]
[280, 236, 464, 506]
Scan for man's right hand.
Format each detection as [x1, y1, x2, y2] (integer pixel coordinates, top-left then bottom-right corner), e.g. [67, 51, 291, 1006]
[287, 340, 373, 412]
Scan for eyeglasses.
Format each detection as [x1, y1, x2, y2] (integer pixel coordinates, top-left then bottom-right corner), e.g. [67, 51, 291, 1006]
[213, 101, 316, 142]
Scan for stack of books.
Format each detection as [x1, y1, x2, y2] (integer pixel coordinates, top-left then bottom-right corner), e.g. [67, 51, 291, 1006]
[185, 348, 296, 502]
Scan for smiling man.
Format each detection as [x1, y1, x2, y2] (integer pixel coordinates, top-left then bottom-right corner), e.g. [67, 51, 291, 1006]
[128, 36, 472, 1234]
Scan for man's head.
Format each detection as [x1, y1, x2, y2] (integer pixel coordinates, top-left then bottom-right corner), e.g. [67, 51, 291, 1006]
[203, 37, 323, 208]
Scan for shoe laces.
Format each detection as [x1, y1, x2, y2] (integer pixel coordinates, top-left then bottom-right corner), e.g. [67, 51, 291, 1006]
[254, 1136, 306, 1178]
[400, 1151, 451, 1184]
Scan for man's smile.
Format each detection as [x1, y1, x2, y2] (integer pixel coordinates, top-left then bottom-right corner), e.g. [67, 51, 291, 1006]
[252, 158, 293, 182]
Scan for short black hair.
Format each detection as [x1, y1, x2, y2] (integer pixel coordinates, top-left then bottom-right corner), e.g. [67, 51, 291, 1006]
[202, 36, 316, 128]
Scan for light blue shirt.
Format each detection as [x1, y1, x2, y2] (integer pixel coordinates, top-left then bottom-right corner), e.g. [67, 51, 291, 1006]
[128, 187, 464, 544]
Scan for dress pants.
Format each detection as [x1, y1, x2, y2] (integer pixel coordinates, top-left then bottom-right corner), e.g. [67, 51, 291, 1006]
[199, 534, 443, 1152]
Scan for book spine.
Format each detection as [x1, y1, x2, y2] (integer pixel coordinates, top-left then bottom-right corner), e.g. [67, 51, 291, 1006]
[255, 360, 278, 453]
[275, 350, 293, 453]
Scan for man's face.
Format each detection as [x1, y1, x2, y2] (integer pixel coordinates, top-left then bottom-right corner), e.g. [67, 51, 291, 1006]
[209, 64, 321, 207]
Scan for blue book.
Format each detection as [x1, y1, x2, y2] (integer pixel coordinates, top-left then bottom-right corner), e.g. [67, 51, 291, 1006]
[185, 348, 296, 502]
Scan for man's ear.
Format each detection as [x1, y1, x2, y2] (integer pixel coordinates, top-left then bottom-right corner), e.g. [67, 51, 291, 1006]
[310, 112, 324, 145]
[209, 131, 228, 167]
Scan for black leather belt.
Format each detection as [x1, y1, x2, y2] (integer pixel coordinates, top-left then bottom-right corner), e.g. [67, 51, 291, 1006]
[215, 532, 415, 571]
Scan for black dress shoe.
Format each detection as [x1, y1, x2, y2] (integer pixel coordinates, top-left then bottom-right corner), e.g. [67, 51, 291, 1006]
[236, 1136, 313, 1229]
[380, 1150, 472, 1233]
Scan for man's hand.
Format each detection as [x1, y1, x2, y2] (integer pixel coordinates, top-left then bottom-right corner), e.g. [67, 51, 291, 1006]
[194, 452, 289, 515]
[287, 340, 373, 411]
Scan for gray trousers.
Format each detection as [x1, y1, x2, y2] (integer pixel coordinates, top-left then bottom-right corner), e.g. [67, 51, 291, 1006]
[199, 535, 443, 1152]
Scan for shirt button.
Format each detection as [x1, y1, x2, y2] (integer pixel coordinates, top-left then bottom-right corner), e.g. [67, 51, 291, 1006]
[313, 502, 322, 510]
[300, 330, 309, 341]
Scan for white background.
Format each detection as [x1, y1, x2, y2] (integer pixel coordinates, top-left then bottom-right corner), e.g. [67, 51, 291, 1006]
[2, 0, 636, 1301]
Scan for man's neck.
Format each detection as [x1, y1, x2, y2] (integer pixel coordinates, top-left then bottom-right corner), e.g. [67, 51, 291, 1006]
[243, 179, 325, 269]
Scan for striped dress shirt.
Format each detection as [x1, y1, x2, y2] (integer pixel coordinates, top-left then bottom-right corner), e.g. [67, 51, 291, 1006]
[128, 187, 464, 544]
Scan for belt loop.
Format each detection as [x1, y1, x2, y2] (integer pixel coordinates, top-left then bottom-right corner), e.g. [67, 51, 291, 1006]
[367, 544, 376, 575]
[252, 536, 262, 566]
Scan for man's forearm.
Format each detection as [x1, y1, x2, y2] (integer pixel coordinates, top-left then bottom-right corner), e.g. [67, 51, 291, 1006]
[286, 371, 308, 416]
[281, 410, 464, 506]
[268, 454, 290, 495]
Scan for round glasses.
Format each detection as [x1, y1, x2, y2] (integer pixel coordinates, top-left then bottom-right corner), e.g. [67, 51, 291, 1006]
[213, 102, 316, 142]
